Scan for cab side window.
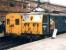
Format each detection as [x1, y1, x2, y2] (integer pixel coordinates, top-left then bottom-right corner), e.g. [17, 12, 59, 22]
[43, 15, 48, 23]
[15, 19, 19, 25]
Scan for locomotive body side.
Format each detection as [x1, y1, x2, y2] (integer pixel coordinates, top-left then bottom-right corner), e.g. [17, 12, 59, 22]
[49, 14, 66, 33]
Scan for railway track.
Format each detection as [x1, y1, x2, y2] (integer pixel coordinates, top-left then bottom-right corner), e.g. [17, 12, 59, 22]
[0, 35, 41, 50]
[0, 36, 29, 50]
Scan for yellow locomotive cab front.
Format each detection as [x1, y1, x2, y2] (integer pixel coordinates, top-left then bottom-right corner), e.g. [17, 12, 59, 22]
[6, 13, 22, 35]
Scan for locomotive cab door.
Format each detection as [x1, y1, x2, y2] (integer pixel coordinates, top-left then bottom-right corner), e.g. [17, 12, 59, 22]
[6, 13, 21, 35]
[42, 14, 49, 35]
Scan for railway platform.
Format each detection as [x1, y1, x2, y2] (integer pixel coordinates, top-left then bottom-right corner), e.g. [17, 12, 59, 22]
[8, 33, 66, 50]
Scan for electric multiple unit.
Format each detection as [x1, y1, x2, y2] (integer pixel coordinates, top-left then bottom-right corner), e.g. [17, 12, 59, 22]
[5, 12, 66, 36]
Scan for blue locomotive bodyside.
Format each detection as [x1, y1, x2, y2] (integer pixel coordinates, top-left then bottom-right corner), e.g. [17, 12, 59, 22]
[43, 13, 66, 36]
[49, 14, 66, 33]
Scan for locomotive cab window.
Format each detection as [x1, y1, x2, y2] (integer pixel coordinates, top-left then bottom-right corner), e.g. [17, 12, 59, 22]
[43, 15, 48, 23]
[15, 19, 19, 25]
[7, 19, 10, 25]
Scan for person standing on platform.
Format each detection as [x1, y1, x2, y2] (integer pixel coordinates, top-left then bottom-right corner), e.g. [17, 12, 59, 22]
[50, 18, 58, 39]
[50, 19, 55, 37]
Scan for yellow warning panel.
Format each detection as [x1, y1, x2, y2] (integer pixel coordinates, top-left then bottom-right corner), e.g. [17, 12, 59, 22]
[6, 13, 22, 35]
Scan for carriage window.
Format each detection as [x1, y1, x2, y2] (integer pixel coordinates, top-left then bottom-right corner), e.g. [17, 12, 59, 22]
[15, 19, 19, 25]
[7, 19, 10, 24]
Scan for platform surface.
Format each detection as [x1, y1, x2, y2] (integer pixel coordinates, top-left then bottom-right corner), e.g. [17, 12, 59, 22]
[8, 33, 66, 50]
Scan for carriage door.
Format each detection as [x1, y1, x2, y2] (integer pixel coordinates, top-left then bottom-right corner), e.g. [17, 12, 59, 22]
[6, 14, 21, 35]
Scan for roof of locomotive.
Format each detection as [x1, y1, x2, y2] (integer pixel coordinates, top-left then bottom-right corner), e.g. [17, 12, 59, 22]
[49, 13, 66, 16]
[6, 12, 66, 17]
[21, 12, 66, 16]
